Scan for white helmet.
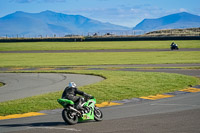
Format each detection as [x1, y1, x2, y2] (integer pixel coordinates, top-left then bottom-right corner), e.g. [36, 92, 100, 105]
[69, 82, 76, 88]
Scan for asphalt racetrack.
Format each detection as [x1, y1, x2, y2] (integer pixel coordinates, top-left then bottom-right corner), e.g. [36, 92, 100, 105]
[0, 48, 200, 133]
[0, 73, 104, 102]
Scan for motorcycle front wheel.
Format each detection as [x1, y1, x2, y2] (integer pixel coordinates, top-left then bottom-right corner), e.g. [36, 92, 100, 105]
[62, 109, 78, 125]
[94, 107, 103, 121]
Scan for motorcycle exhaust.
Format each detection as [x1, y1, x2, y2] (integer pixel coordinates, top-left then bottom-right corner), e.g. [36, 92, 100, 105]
[69, 106, 82, 116]
[81, 102, 86, 107]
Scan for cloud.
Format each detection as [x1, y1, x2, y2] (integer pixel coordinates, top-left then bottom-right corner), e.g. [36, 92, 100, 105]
[179, 8, 188, 12]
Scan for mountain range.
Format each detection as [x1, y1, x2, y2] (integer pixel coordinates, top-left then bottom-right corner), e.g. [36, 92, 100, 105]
[0, 11, 200, 37]
[133, 12, 200, 31]
[0, 10, 129, 37]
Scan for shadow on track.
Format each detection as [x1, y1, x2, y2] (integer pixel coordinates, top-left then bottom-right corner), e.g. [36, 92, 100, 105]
[0, 122, 67, 128]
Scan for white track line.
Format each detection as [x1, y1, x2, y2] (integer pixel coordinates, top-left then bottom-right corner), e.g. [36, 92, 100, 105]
[28, 127, 81, 131]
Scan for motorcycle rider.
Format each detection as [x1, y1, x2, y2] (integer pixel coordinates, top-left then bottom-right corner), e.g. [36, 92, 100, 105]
[62, 82, 93, 110]
[170, 42, 178, 50]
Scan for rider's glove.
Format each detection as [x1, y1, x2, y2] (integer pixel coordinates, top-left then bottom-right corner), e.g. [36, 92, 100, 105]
[90, 95, 94, 99]
[84, 93, 93, 98]
[87, 94, 93, 99]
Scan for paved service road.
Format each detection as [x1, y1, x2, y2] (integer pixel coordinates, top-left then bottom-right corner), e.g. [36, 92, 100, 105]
[0, 73, 104, 102]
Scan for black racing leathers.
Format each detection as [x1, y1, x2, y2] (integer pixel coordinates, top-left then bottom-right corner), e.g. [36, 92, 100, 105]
[61, 87, 90, 109]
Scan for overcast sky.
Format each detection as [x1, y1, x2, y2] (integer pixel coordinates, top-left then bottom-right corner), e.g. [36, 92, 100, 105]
[0, 0, 199, 27]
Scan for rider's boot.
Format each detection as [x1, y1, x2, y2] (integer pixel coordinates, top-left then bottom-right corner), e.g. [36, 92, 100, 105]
[75, 98, 84, 110]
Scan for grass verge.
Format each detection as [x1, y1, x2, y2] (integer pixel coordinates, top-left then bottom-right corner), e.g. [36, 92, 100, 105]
[0, 70, 199, 116]
[0, 82, 4, 87]
[0, 40, 200, 51]
[0, 51, 200, 67]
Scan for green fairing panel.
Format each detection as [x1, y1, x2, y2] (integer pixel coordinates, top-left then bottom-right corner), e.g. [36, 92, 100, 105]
[84, 98, 96, 107]
[79, 98, 96, 121]
[79, 112, 94, 121]
[57, 99, 74, 107]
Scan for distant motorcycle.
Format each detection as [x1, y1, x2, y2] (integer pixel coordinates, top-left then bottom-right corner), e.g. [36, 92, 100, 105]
[57, 96, 103, 125]
[171, 45, 179, 50]
[170, 42, 179, 50]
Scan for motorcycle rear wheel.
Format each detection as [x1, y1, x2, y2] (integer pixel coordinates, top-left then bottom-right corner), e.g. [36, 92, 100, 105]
[62, 109, 78, 125]
[94, 107, 103, 121]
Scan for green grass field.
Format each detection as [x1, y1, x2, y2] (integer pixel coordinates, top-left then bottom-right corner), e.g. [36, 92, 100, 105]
[0, 51, 199, 67]
[0, 82, 4, 87]
[0, 40, 200, 51]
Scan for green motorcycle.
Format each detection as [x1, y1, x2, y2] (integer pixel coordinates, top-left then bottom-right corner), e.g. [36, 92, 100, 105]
[57, 97, 103, 125]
